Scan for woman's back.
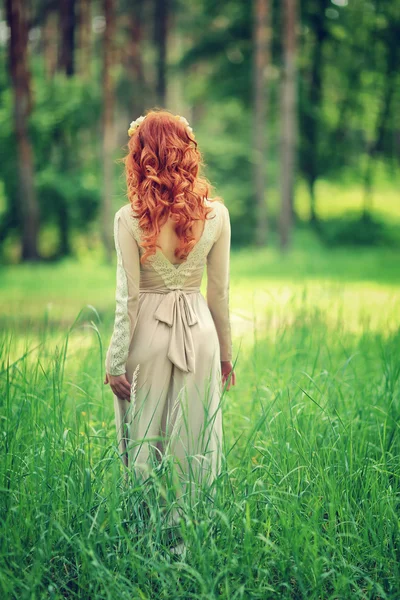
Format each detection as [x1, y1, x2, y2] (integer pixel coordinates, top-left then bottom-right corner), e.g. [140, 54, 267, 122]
[155, 215, 206, 266]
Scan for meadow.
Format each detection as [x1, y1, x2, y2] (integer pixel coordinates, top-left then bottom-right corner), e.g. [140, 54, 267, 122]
[1, 226, 399, 599]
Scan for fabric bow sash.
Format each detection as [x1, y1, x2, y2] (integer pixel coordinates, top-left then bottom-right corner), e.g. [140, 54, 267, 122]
[154, 290, 198, 373]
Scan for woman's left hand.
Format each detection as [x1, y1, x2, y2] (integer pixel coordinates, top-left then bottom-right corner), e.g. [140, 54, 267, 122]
[104, 372, 131, 401]
[221, 361, 236, 391]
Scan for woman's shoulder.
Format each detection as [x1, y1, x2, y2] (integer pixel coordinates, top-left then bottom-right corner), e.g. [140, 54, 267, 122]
[114, 203, 141, 240]
[204, 198, 229, 242]
[205, 198, 230, 231]
[205, 197, 229, 218]
[115, 202, 134, 219]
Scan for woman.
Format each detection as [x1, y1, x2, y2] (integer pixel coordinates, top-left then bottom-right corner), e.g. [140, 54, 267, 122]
[103, 109, 235, 516]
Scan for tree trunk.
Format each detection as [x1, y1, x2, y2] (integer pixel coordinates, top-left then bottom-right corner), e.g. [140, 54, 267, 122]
[308, 176, 318, 226]
[102, 0, 116, 261]
[154, 0, 169, 106]
[279, 0, 297, 251]
[58, 198, 71, 257]
[120, 0, 147, 116]
[166, 9, 188, 116]
[126, 0, 145, 84]
[6, 0, 40, 261]
[78, 0, 91, 78]
[253, 0, 271, 246]
[58, 0, 76, 76]
[43, 10, 58, 79]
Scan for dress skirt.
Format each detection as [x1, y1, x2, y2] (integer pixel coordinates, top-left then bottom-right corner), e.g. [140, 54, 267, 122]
[113, 287, 224, 514]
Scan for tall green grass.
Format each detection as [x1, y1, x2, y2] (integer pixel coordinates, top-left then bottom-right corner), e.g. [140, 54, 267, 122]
[1, 244, 400, 599]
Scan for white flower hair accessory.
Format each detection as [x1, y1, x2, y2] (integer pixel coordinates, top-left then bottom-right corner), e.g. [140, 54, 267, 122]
[175, 114, 194, 134]
[128, 115, 146, 136]
[127, 113, 194, 137]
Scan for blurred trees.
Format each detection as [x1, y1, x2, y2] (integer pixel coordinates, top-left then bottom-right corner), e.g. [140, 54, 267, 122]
[0, 0, 399, 261]
[179, 0, 399, 245]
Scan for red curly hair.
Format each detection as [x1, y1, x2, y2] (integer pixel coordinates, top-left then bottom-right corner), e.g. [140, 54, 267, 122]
[123, 108, 220, 264]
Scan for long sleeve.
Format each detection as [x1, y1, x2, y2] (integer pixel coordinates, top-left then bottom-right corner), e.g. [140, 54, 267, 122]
[206, 203, 233, 362]
[105, 208, 140, 376]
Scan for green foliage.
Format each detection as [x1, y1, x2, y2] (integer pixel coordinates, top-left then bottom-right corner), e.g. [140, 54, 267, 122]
[37, 170, 100, 229]
[196, 99, 256, 245]
[31, 73, 101, 153]
[178, 0, 252, 105]
[318, 212, 400, 248]
[0, 59, 102, 257]
[31, 74, 102, 235]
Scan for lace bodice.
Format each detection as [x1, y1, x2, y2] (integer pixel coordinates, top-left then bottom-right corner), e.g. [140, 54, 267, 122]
[105, 198, 232, 375]
[128, 201, 220, 290]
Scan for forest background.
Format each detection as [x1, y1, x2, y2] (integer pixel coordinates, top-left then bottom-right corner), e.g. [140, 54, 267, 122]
[2, 0, 400, 260]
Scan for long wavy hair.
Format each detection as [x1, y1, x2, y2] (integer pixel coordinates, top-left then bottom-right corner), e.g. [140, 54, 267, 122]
[123, 108, 220, 264]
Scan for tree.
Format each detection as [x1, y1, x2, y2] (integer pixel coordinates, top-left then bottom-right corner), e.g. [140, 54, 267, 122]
[117, 0, 149, 118]
[5, 0, 40, 260]
[58, 0, 76, 76]
[43, 9, 58, 79]
[154, 0, 169, 106]
[253, 0, 271, 246]
[102, 0, 116, 261]
[279, 0, 297, 250]
[78, 0, 91, 78]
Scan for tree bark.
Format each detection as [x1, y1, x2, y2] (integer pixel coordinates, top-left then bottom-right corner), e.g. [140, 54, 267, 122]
[166, 9, 188, 116]
[120, 0, 148, 116]
[43, 10, 58, 79]
[58, 0, 76, 76]
[6, 0, 40, 261]
[102, 0, 116, 261]
[253, 0, 271, 246]
[125, 0, 145, 83]
[279, 0, 297, 251]
[307, 177, 318, 230]
[78, 0, 91, 78]
[154, 0, 169, 106]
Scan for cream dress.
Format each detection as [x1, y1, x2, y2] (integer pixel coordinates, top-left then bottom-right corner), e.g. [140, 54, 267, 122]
[105, 198, 232, 509]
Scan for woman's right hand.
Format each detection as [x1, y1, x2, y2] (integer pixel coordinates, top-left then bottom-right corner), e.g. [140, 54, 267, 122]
[221, 361, 236, 391]
[104, 372, 131, 401]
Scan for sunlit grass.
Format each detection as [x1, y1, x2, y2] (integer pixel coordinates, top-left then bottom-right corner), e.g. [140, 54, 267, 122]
[295, 176, 400, 222]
